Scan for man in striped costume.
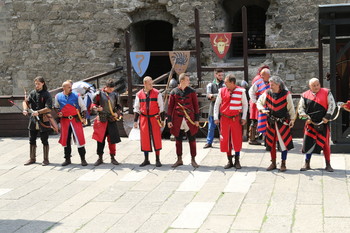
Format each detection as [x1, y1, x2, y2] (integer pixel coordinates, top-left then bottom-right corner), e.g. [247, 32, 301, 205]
[257, 76, 295, 172]
[133, 76, 164, 167]
[248, 68, 270, 144]
[298, 78, 335, 172]
[214, 74, 248, 169]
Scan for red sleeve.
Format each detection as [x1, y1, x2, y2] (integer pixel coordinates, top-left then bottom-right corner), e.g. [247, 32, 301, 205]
[167, 94, 175, 122]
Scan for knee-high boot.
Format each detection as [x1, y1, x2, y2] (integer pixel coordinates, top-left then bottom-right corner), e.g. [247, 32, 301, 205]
[24, 144, 36, 165]
[42, 145, 49, 166]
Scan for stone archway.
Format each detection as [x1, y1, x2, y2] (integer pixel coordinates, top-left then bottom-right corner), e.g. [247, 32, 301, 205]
[223, 0, 270, 57]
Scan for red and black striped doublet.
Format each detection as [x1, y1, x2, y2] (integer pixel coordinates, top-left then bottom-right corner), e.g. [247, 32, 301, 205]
[265, 90, 294, 151]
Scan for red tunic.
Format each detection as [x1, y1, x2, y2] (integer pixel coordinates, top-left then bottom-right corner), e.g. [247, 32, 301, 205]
[167, 86, 199, 137]
[219, 87, 244, 152]
[56, 92, 85, 147]
[137, 89, 162, 152]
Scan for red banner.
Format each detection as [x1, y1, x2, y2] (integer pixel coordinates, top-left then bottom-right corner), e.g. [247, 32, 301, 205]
[210, 33, 232, 59]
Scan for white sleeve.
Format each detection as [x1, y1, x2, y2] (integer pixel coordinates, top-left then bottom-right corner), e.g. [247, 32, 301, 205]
[241, 90, 248, 120]
[158, 92, 164, 113]
[78, 96, 87, 111]
[327, 91, 336, 115]
[286, 93, 296, 120]
[248, 84, 258, 103]
[54, 95, 60, 109]
[297, 96, 307, 116]
[256, 92, 267, 111]
[133, 95, 140, 113]
[214, 89, 222, 121]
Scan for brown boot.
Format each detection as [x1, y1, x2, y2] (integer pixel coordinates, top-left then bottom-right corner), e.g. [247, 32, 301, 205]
[42, 145, 49, 166]
[280, 160, 286, 172]
[110, 154, 119, 165]
[94, 154, 103, 166]
[248, 125, 261, 145]
[266, 159, 277, 171]
[172, 156, 183, 168]
[191, 157, 199, 168]
[234, 156, 242, 169]
[224, 156, 234, 169]
[325, 161, 334, 172]
[300, 159, 311, 171]
[61, 157, 71, 166]
[24, 145, 36, 165]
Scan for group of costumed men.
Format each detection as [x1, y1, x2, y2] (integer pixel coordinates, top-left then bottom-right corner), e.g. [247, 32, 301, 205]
[22, 70, 345, 172]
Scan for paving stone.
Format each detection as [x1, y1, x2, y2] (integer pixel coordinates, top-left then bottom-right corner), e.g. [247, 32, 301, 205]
[120, 169, 149, 181]
[211, 192, 245, 216]
[292, 204, 323, 233]
[77, 213, 123, 233]
[171, 202, 215, 229]
[77, 169, 110, 181]
[231, 203, 267, 231]
[198, 215, 233, 233]
[267, 192, 297, 216]
[260, 215, 292, 233]
[0, 188, 11, 197]
[224, 171, 256, 193]
[324, 217, 350, 233]
[177, 170, 212, 192]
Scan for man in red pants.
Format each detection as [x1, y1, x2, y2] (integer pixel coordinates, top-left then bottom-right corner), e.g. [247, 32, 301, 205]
[214, 74, 248, 169]
[133, 76, 164, 167]
[257, 76, 295, 172]
[167, 73, 200, 168]
[298, 78, 336, 172]
[92, 79, 121, 166]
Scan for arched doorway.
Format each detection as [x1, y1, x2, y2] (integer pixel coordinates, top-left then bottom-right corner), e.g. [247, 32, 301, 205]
[223, 0, 269, 57]
[130, 20, 173, 82]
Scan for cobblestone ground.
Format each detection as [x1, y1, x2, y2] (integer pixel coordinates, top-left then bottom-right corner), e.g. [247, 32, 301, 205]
[0, 126, 349, 233]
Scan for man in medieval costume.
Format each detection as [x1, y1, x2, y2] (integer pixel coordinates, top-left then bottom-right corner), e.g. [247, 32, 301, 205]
[298, 78, 336, 172]
[167, 73, 200, 168]
[133, 76, 164, 167]
[248, 67, 271, 144]
[54, 80, 88, 166]
[23, 76, 53, 166]
[214, 74, 248, 169]
[203, 68, 225, 149]
[257, 76, 295, 172]
[92, 79, 121, 166]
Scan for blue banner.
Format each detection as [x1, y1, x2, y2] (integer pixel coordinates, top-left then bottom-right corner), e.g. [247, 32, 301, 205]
[130, 52, 151, 77]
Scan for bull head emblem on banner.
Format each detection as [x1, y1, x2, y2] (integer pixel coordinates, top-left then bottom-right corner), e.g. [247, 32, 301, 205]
[210, 33, 232, 59]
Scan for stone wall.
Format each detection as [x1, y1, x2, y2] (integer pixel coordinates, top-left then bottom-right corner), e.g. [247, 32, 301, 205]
[1, 0, 350, 96]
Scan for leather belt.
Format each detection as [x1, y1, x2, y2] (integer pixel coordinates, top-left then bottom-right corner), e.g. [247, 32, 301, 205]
[62, 115, 78, 120]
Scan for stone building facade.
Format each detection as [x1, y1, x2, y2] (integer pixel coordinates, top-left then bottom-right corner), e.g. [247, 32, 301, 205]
[0, 0, 349, 96]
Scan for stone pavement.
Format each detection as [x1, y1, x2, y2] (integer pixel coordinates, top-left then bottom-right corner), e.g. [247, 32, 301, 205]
[0, 126, 349, 233]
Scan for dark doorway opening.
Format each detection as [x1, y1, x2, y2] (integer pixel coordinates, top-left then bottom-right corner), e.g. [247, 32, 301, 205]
[131, 20, 173, 82]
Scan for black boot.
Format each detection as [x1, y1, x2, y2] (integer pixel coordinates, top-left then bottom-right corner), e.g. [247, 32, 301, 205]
[61, 157, 71, 166]
[94, 154, 103, 166]
[325, 160, 334, 172]
[155, 155, 162, 167]
[110, 154, 119, 165]
[24, 144, 36, 165]
[140, 153, 150, 167]
[224, 156, 234, 169]
[80, 155, 88, 166]
[42, 145, 49, 166]
[234, 156, 242, 169]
